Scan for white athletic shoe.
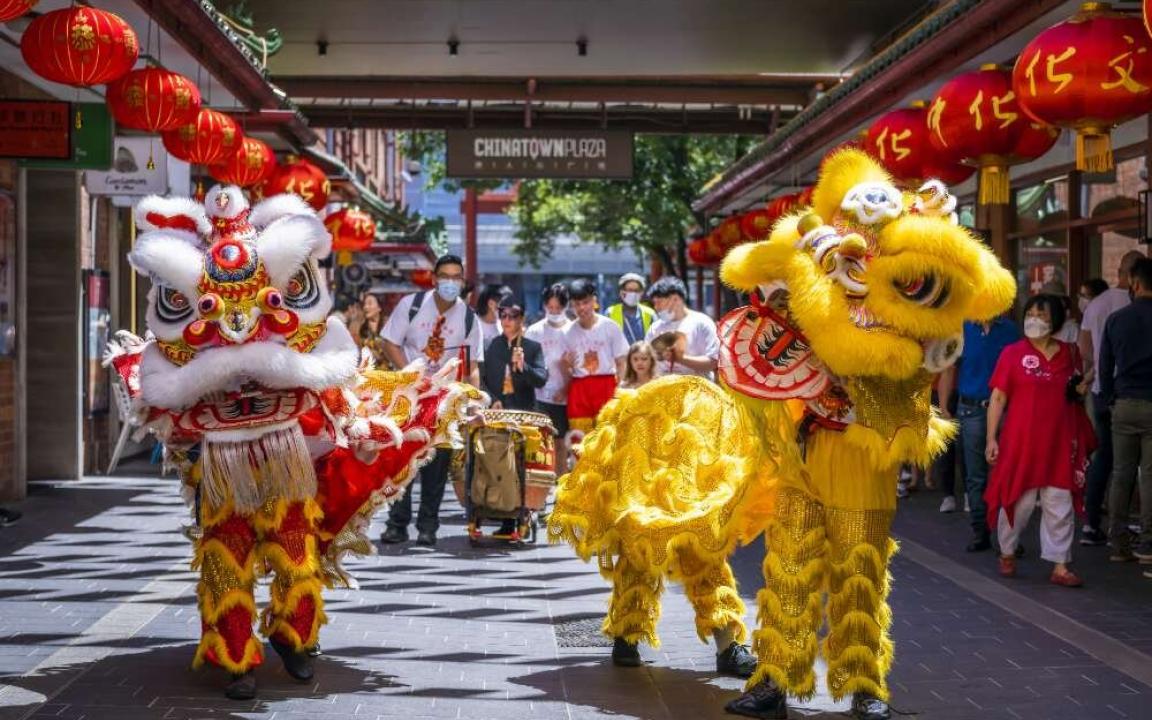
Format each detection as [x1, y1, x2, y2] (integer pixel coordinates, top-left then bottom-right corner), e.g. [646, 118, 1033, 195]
[964, 495, 971, 513]
[939, 496, 957, 513]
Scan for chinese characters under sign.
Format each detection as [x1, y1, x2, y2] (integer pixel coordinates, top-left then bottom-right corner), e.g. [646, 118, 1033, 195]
[0, 101, 70, 160]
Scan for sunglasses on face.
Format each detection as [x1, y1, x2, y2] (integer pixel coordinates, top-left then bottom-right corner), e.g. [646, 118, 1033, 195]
[499, 310, 523, 319]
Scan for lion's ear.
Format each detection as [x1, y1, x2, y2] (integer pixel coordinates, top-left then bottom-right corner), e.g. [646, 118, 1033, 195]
[720, 214, 802, 292]
[811, 148, 893, 223]
[966, 243, 1018, 321]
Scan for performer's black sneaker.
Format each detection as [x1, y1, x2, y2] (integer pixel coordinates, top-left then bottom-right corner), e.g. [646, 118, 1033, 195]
[716, 642, 757, 678]
[270, 637, 315, 682]
[725, 678, 788, 719]
[416, 529, 437, 546]
[224, 670, 257, 700]
[381, 526, 408, 544]
[611, 637, 642, 667]
[307, 642, 322, 658]
[851, 693, 891, 720]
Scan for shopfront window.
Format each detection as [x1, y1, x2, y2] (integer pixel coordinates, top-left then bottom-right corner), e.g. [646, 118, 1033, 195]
[1015, 179, 1069, 297]
[1085, 156, 1143, 284]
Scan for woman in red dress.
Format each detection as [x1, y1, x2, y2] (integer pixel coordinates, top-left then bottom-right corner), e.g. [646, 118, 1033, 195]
[985, 294, 1096, 587]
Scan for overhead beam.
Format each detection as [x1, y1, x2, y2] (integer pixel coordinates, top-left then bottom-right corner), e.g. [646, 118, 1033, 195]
[298, 105, 794, 134]
[276, 75, 833, 106]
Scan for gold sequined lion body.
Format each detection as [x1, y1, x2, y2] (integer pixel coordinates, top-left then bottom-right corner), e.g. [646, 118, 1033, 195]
[548, 149, 1016, 703]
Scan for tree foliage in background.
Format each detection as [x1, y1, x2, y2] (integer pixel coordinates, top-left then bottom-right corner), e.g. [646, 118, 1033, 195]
[401, 131, 753, 278]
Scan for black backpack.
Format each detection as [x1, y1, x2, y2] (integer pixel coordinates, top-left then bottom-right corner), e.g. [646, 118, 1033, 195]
[409, 290, 476, 338]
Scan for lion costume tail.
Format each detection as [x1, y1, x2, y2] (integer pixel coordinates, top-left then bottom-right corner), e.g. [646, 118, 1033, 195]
[547, 375, 801, 576]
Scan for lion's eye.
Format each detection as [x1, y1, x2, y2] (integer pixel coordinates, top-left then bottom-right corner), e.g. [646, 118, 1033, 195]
[894, 272, 950, 309]
[157, 286, 193, 323]
[283, 267, 319, 309]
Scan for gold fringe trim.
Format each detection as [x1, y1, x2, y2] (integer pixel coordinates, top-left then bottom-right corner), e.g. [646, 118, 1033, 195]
[198, 587, 257, 626]
[263, 577, 328, 650]
[1076, 130, 1114, 174]
[192, 631, 263, 673]
[977, 164, 1010, 206]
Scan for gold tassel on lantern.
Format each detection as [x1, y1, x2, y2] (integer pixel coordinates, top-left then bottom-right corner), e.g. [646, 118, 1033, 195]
[977, 163, 1010, 205]
[1075, 128, 1113, 173]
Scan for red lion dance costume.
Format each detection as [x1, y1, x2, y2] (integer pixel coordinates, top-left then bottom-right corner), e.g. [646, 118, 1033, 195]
[107, 186, 480, 698]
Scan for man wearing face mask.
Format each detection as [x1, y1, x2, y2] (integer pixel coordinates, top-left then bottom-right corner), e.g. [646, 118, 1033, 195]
[644, 276, 720, 380]
[525, 283, 574, 473]
[380, 254, 483, 547]
[606, 273, 656, 345]
[1099, 256, 1152, 565]
[1078, 251, 1146, 546]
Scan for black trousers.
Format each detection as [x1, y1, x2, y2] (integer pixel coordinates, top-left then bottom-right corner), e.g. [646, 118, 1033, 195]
[1085, 392, 1114, 531]
[932, 389, 959, 496]
[387, 448, 452, 534]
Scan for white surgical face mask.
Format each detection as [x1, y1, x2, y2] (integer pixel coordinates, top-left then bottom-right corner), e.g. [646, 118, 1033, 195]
[546, 312, 568, 326]
[1078, 296, 1090, 314]
[436, 280, 462, 302]
[621, 291, 641, 308]
[1023, 317, 1050, 339]
[657, 309, 675, 323]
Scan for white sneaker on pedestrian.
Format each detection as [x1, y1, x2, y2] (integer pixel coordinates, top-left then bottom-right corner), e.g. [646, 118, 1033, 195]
[939, 496, 957, 513]
[964, 496, 971, 513]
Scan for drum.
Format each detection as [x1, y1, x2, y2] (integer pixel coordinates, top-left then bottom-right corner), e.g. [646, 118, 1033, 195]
[451, 409, 557, 511]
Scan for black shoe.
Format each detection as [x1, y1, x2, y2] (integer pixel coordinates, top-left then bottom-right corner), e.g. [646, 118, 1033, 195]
[415, 529, 437, 546]
[224, 670, 257, 700]
[611, 637, 642, 667]
[1133, 541, 1152, 562]
[851, 693, 891, 720]
[1014, 543, 1025, 558]
[270, 637, 315, 682]
[725, 679, 788, 719]
[966, 534, 992, 552]
[1080, 527, 1108, 546]
[716, 642, 757, 678]
[380, 526, 408, 544]
[0, 508, 21, 527]
[307, 642, 322, 658]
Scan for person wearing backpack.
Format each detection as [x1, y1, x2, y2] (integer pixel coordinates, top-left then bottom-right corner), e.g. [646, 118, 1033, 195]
[380, 254, 483, 547]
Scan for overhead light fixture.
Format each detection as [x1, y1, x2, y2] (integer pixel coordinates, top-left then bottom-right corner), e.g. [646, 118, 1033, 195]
[577, 37, 588, 56]
[448, 37, 460, 56]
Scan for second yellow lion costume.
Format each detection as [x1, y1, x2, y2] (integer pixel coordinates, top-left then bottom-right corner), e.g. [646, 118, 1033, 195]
[549, 149, 1016, 717]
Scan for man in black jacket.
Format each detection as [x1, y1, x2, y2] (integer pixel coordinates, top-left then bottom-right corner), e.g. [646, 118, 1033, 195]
[480, 302, 549, 411]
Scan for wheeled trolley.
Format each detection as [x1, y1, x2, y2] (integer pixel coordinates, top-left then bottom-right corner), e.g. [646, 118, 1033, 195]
[452, 409, 556, 545]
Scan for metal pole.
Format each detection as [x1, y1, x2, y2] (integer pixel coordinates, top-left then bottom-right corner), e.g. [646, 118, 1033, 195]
[464, 186, 479, 290]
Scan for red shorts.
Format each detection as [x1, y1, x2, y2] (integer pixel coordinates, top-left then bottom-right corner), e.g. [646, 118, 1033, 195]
[567, 375, 617, 424]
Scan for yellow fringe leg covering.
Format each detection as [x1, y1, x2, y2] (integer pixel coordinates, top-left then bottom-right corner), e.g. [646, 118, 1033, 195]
[192, 511, 262, 672]
[822, 505, 897, 702]
[748, 487, 827, 699]
[670, 548, 747, 644]
[604, 555, 665, 648]
[259, 500, 328, 651]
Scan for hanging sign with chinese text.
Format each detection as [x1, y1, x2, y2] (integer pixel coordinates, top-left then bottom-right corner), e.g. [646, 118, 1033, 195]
[0, 101, 70, 160]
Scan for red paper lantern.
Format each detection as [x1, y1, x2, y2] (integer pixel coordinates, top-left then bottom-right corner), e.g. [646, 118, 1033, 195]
[21, 7, 138, 87]
[324, 207, 377, 253]
[411, 269, 435, 289]
[1013, 2, 1152, 172]
[919, 159, 976, 186]
[107, 68, 201, 132]
[738, 209, 774, 242]
[0, 1, 38, 23]
[715, 217, 743, 251]
[162, 109, 241, 166]
[265, 156, 330, 212]
[866, 103, 935, 185]
[209, 137, 276, 188]
[1012, 121, 1061, 163]
[687, 239, 713, 266]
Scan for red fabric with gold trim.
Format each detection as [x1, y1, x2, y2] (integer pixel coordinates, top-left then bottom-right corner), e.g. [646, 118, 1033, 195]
[717, 299, 829, 402]
[106, 68, 201, 132]
[173, 388, 318, 434]
[0, 1, 38, 24]
[21, 7, 138, 87]
[314, 390, 446, 548]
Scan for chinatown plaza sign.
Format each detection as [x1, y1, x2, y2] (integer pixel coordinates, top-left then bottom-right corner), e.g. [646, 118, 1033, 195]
[446, 129, 633, 179]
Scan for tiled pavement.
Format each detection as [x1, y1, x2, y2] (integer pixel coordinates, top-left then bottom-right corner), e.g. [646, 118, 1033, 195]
[0, 464, 1149, 720]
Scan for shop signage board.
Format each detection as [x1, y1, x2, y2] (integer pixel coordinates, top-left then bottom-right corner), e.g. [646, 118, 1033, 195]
[19, 103, 113, 170]
[0, 101, 71, 160]
[446, 129, 633, 179]
[85, 137, 168, 196]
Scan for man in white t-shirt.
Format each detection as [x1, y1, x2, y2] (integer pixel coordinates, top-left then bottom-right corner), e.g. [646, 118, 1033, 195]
[644, 276, 719, 380]
[561, 279, 629, 432]
[379, 254, 483, 547]
[1078, 250, 1146, 545]
[525, 282, 574, 472]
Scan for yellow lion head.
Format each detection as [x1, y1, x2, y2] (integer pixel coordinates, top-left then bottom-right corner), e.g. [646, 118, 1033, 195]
[721, 149, 1015, 381]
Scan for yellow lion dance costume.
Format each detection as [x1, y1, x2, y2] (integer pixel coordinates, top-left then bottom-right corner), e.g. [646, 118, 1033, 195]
[549, 149, 1015, 720]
